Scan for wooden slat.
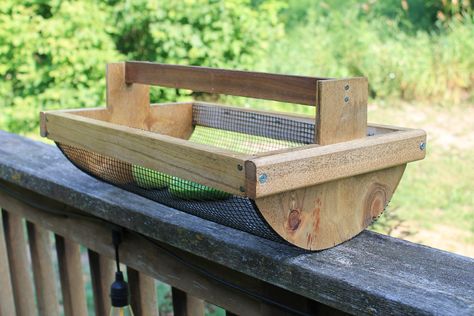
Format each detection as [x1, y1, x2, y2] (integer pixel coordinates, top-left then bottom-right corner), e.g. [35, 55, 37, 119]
[2, 211, 36, 316]
[246, 129, 426, 198]
[125, 61, 325, 105]
[0, 209, 16, 316]
[55, 235, 88, 316]
[107, 62, 150, 130]
[43, 111, 248, 195]
[0, 190, 303, 316]
[316, 78, 368, 145]
[88, 250, 115, 316]
[127, 267, 158, 316]
[27, 221, 59, 316]
[172, 287, 205, 316]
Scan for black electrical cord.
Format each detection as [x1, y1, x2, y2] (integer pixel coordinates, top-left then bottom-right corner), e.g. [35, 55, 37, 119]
[0, 182, 311, 316]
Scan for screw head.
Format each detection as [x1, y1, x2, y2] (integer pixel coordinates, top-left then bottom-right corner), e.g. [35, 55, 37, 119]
[237, 164, 243, 171]
[258, 174, 268, 184]
[344, 84, 350, 91]
[419, 142, 426, 151]
[344, 96, 350, 103]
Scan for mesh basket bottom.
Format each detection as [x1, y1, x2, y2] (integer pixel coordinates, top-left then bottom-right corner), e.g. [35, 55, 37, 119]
[57, 143, 284, 242]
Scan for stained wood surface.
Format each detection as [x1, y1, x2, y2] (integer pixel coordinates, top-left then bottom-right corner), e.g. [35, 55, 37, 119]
[55, 235, 88, 316]
[44, 111, 248, 195]
[127, 267, 158, 316]
[0, 210, 16, 316]
[0, 132, 472, 316]
[0, 188, 318, 316]
[247, 128, 426, 198]
[88, 250, 115, 316]
[27, 222, 59, 316]
[255, 165, 406, 250]
[2, 211, 36, 316]
[125, 61, 325, 105]
[172, 287, 205, 316]
[316, 78, 368, 145]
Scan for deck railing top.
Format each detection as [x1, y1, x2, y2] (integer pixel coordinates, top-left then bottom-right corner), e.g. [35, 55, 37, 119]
[0, 130, 473, 316]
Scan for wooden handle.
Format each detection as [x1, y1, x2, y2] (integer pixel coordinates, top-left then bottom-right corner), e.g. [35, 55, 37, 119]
[125, 61, 327, 105]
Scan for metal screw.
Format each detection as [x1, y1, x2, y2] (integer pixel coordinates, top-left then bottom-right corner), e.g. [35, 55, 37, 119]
[239, 186, 245, 192]
[344, 84, 350, 91]
[258, 174, 268, 184]
[419, 142, 426, 151]
[237, 164, 243, 171]
[344, 96, 350, 103]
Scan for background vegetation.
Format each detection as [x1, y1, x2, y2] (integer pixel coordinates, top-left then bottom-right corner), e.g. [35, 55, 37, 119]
[1, 1, 473, 314]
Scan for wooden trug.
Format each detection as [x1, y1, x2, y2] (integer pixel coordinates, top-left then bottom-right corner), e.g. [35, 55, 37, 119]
[40, 61, 426, 250]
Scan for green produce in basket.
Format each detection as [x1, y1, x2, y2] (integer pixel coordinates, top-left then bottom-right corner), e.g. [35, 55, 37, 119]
[132, 165, 169, 189]
[169, 177, 231, 200]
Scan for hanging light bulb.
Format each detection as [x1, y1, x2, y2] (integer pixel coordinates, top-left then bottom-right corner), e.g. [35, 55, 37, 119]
[110, 271, 134, 316]
[109, 229, 134, 316]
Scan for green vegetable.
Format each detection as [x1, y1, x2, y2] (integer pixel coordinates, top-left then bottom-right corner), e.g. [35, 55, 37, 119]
[169, 177, 231, 201]
[132, 165, 169, 189]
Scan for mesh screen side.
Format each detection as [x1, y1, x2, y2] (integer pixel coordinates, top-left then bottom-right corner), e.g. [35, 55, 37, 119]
[193, 102, 315, 145]
[57, 143, 283, 242]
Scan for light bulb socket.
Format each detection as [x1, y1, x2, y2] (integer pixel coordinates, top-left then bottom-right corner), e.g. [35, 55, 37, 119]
[110, 271, 130, 307]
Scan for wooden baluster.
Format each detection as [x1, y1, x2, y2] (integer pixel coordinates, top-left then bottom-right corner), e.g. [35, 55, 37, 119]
[127, 267, 158, 316]
[0, 209, 17, 316]
[27, 222, 59, 316]
[172, 287, 205, 316]
[88, 250, 115, 316]
[2, 210, 36, 316]
[55, 235, 88, 316]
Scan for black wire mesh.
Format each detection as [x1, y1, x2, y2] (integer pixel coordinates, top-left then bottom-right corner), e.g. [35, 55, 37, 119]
[57, 104, 315, 242]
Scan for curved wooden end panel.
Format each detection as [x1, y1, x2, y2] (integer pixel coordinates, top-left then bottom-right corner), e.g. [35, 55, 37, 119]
[254, 165, 407, 250]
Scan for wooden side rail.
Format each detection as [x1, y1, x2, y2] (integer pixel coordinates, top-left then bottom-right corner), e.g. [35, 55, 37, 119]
[0, 130, 473, 316]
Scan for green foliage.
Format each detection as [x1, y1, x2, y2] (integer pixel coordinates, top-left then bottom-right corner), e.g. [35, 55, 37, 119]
[0, 1, 122, 134]
[266, 3, 474, 104]
[110, 0, 283, 102]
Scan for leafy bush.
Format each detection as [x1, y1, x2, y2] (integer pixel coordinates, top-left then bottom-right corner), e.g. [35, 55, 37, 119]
[0, 1, 122, 134]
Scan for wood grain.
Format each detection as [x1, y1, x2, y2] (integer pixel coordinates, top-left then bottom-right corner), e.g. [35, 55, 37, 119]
[0, 210, 16, 316]
[125, 61, 326, 105]
[27, 222, 59, 316]
[107, 62, 150, 129]
[2, 211, 36, 316]
[45, 112, 249, 195]
[148, 102, 194, 139]
[247, 129, 426, 198]
[127, 267, 158, 316]
[88, 250, 115, 316]
[55, 235, 88, 316]
[254, 165, 406, 250]
[316, 78, 368, 145]
[172, 287, 205, 316]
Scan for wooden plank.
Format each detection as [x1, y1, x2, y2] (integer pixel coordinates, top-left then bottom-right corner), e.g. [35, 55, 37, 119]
[26, 221, 59, 316]
[148, 102, 194, 139]
[0, 190, 317, 316]
[172, 287, 205, 316]
[316, 78, 368, 145]
[55, 235, 88, 316]
[125, 61, 326, 105]
[107, 62, 150, 130]
[246, 128, 426, 198]
[127, 267, 158, 316]
[44, 111, 248, 195]
[255, 165, 406, 250]
[2, 211, 36, 316]
[88, 250, 115, 316]
[2, 132, 473, 316]
[0, 209, 16, 316]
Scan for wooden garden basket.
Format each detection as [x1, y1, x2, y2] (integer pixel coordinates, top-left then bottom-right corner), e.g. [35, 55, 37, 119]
[40, 62, 426, 250]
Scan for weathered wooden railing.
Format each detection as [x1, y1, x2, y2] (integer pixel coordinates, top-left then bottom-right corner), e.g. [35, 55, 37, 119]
[0, 130, 473, 316]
